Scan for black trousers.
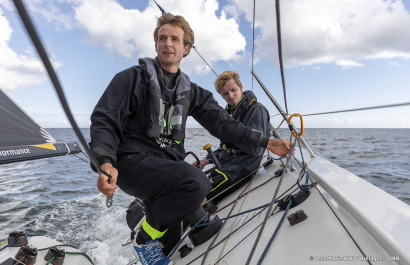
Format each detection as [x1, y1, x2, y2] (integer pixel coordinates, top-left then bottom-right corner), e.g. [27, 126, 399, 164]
[117, 152, 211, 233]
[206, 168, 256, 202]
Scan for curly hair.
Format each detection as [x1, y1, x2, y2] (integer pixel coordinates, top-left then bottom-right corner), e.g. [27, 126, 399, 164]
[214, 71, 242, 93]
[153, 13, 195, 57]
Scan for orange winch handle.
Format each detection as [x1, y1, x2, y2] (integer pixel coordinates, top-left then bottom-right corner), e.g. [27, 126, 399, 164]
[287, 113, 304, 137]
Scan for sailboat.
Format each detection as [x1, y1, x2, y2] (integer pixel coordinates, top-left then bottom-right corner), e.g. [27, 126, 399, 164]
[1, 0, 409, 265]
[123, 1, 410, 264]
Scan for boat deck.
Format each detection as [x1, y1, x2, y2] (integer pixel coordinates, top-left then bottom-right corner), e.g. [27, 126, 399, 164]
[172, 157, 402, 265]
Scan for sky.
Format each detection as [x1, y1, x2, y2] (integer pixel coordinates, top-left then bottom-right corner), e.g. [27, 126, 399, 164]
[0, 0, 409, 129]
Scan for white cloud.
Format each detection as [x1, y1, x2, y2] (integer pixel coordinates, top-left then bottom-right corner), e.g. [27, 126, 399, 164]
[3, 0, 410, 92]
[73, 0, 155, 59]
[336, 59, 364, 69]
[73, 0, 246, 75]
[27, 0, 75, 31]
[229, 0, 410, 68]
[0, 8, 46, 90]
[0, 0, 75, 30]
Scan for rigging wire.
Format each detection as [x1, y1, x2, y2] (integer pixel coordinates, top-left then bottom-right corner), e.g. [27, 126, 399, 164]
[73, 153, 90, 164]
[302, 101, 410, 117]
[193, 46, 218, 77]
[272, 101, 410, 128]
[275, 0, 289, 114]
[12, 0, 114, 208]
[269, 101, 410, 128]
[251, 0, 256, 90]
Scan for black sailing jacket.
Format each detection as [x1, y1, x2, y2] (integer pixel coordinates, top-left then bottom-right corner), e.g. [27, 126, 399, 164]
[212, 99, 271, 181]
[89, 60, 269, 167]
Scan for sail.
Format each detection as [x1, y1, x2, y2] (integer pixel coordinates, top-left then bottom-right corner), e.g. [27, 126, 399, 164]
[0, 88, 80, 164]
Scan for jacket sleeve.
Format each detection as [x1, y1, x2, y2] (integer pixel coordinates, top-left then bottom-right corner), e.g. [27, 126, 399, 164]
[189, 84, 269, 149]
[89, 68, 138, 169]
[234, 104, 270, 156]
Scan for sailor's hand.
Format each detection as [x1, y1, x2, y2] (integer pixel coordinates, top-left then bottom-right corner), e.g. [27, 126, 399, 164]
[192, 158, 209, 170]
[266, 139, 293, 157]
[97, 163, 118, 196]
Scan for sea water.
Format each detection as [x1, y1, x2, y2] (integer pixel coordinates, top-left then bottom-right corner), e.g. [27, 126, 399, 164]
[0, 128, 409, 264]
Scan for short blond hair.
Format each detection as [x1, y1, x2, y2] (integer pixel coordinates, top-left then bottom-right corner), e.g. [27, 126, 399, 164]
[214, 71, 241, 93]
[153, 13, 195, 57]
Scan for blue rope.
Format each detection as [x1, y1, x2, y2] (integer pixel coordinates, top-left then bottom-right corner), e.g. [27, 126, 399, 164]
[257, 198, 292, 265]
[297, 169, 309, 191]
[0, 240, 16, 252]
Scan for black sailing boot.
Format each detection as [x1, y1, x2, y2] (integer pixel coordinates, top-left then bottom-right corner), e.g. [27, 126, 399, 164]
[186, 206, 222, 246]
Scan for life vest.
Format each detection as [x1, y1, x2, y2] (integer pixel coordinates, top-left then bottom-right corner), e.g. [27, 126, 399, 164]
[226, 90, 257, 122]
[138, 57, 191, 143]
[223, 91, 257, 154]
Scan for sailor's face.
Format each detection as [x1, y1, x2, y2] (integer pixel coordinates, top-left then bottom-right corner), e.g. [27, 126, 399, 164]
[220, 79, 243, 107]
[155, 24, 189, 73]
